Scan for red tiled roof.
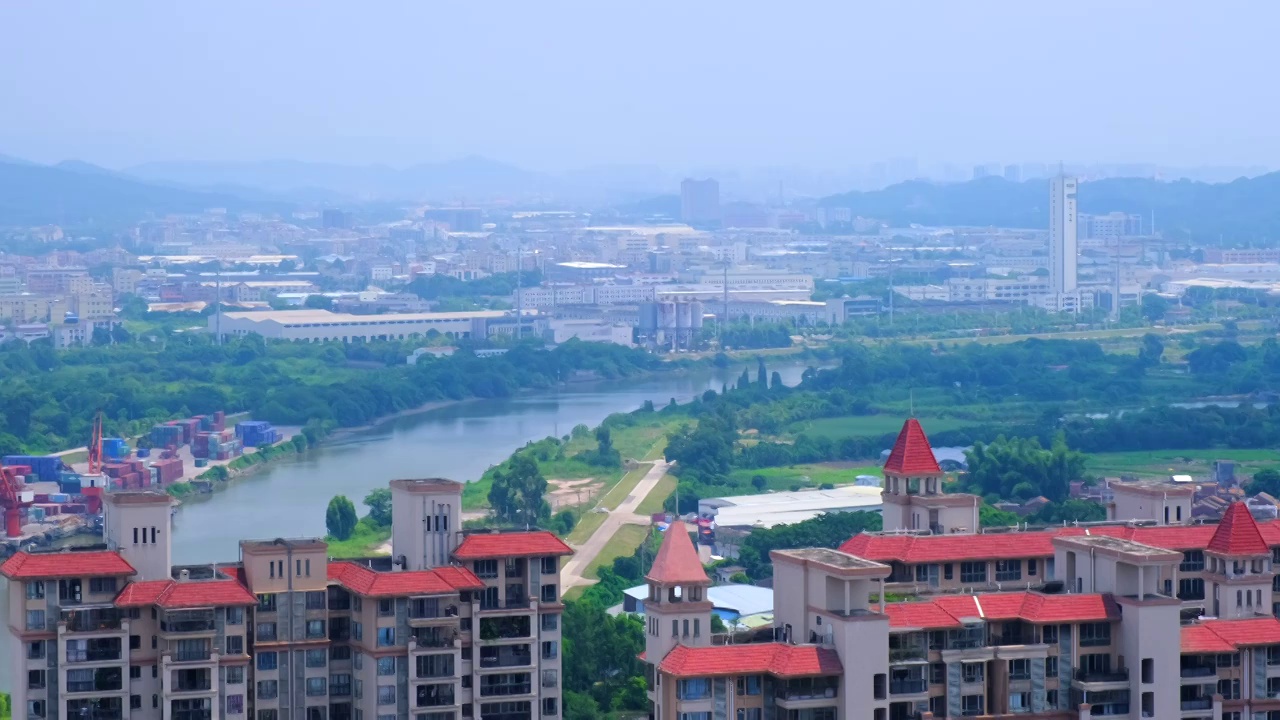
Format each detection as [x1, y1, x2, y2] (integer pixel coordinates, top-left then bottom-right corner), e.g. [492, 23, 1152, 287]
[0, 550, 135, 580]
[452, 531, 573, 560]
[115, 579, 256, 608]
[1181, 625, 1239, 654]
[646, 521, 709, 585]
[839, 521, 1246, 565]
[884, 592, 1119, 629]
[1207, 502, 1269, 556]
[658, 643, 843, 678]
[327, 562, 484, 597]
[1198, 618, 1280, 648]
[883, 418, 941, 475]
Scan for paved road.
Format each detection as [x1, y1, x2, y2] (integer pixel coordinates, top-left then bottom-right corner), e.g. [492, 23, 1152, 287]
[562, 459, 669, 589]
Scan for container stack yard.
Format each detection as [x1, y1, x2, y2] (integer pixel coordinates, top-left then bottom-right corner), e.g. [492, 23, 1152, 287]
[1, 409, 289, 557]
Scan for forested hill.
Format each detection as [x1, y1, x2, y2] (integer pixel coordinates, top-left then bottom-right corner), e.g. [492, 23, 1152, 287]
[0, 160, 290, 229]
[819, 173, 1280, 242]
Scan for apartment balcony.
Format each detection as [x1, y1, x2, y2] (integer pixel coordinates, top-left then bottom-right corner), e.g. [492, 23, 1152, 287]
[160, 610, 216, 635]
[775, 678, 839, 705]
[66, 647, 124, 664]
[1074, 667, 1129, 688]
[414, 685, 457, 708]
[60, 607, 126, 634]
[1179, 665, 1216, 681]
[888, 679, 927, 697]
[888, 647, 928, 665]
[479, 646, 532, 670]
[478, 616, 532, 643]
[1180, 697, 1212, 711]
[478, 681, 532, 698]
[410, 629, 460, 651]
[408, 600, 459, 625]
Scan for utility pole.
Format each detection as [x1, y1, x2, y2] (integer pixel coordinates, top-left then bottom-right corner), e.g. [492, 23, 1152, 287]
[215, 263, 223, 345]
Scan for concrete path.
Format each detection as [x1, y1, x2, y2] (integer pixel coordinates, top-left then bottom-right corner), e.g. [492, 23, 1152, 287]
[561, 459, 670, 589]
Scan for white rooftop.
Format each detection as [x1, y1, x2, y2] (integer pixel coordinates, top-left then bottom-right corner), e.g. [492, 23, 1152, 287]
[700, 485, 883, 529]
[624, 583, 773, 617]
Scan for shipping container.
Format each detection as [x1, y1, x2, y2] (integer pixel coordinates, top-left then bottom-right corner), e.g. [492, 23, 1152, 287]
[136, 448, 151, 458]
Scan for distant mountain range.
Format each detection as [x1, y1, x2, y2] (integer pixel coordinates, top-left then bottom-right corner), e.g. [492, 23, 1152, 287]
[125, 155, 552, 202]
[0, 159, 291, 229]
[820, 174, 1280, 241]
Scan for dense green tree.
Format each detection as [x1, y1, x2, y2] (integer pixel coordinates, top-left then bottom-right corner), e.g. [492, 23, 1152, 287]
[363, 488, 393, 527]
[304, 294, 334, 310]
[757, 357, 768, 386]
[325, 495, 358, 540]
[1141, 293, 1168, 322]
[1138, 333, 1164, 366]
[737, 511, 882, 579]
[963, 435, 1083, 503]
[487, 455, 549, 526]
[1247, 468, 1280, 496]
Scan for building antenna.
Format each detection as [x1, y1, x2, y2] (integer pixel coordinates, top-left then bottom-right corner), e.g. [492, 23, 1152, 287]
[909, 389, 914, 418]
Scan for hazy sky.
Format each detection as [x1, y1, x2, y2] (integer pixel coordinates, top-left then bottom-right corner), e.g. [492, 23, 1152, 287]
[2, 1, 1276, 171]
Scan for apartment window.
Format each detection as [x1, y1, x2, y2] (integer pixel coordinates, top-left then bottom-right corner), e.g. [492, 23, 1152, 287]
[542, 641, 558, 660]
[540, 584, 558, 603]
[994, 560, 1021, 582]
[1046, 656, 1058, 677]
[330, 674, 352, 698]
[306, 708, 326, 720]
[331, 645, 351, 661]
[930, 663, 945, 685]
[26, 610, 45, 631]
[1179, 578, 1206, 600]
[307, 619, 326, 638]
[227, 666, 245, 684]
[736, 675, 762, 695]
[1008, 658, 1031, 680]
[257, 680, 278, 700]
[258, 710, 278, 720]
[962, 663, 984, 684]
[1027, 559, 1038, 576]
[130, 665, 142, 679]
[541, 697, 557, 716]
[1218, 678, 1241, 700]
[27, 640, 44, 660]
[378, 657, 397, 676]
[306, 677, 327, 697]
[257, 594, 277, 612]
[1079, 622, 1111, 647]
[89, 577, 117, 594]
[227, 695, 244, 714]
[257, 652, 278, 671]
[305, 591, 326, 610]
[541, 557, 558, 574]
[1141, 657, 1154, 684]
[1009, 692, 1030, 713]
[378, 598, 395, 616]
[541, 613, 559, 631]
[306, 649, 327, 668]
[26, 581, 44, 599]
[226, 636, 244, 655]
[677, 679, 710, 700]
[942, 563, 953, 580]
[27, 670, 45, 690]
[353, 622, 363, 641]
[475, 560, 498, 579]
[130, 634, 141, 650]
[377, 628, 396, 647]
[1218, 652, 1241, 667]
[962, 695, 984, 716]
[226, 607, 244, 624]
[377, 685, 397, 706]
[960, 562, 987, 583]
[1043, 625, 1059, 644]
[130, 696, 141, 710]
[256, 622, 277, 642]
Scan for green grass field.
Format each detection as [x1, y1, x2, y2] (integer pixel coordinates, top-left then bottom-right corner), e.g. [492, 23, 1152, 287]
[636, 473, 678, 516]
[583, 524, 651, 580]
[789, 415, 979, 440]
[1087, 448, 1280, 478]
[324, 518, 391, 559]
[727, 463, 882, 491]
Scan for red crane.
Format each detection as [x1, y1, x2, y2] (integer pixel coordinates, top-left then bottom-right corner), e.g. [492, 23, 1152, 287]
[87, 411, 104, 476]
[0, 466, 33, 538]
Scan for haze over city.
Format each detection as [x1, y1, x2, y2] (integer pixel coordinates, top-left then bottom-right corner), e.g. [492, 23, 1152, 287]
[2, 0, 1279, 172]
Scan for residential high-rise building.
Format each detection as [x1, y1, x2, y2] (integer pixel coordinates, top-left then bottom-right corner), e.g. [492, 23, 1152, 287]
[1048, 175, 1079, 297]
[2, 481, 572, 720]
[642, 418, 1280, 720]
[679, 178, 720, 227]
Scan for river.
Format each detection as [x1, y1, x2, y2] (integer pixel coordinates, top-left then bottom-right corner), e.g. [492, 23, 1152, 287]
[171, 360, 821, 563]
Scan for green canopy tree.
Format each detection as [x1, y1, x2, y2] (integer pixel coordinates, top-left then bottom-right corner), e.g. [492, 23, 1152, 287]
[363, 488, 393, 527]
[326, 495, 358, 540]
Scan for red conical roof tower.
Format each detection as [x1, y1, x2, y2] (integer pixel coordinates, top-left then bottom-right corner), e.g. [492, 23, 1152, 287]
[646, 520, 709, 585]
[883, 418, 941, 476]
[1208, 502, 1268, 556]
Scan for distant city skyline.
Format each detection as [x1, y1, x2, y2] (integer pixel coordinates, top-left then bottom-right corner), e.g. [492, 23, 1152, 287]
[3, 2, 1279, 172]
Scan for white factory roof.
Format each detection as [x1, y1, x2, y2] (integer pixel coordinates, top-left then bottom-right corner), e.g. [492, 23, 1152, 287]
[220, 309, 530, 327]
[582, 225, 701, 236]
[624, 583, 773, 617]
[556, 261, 627, 270]
[700, 485, 883, 529]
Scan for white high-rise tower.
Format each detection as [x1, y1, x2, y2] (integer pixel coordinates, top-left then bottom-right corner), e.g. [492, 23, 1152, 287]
[1049, 174, 1079, 296]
